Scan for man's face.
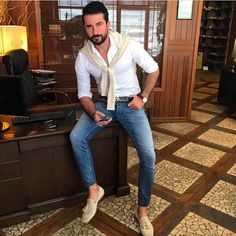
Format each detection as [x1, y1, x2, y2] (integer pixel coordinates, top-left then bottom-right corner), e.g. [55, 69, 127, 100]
[83, 13, 110, 46]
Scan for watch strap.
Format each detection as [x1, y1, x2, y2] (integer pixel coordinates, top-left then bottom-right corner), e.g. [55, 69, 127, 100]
[137, 94, 147, 103]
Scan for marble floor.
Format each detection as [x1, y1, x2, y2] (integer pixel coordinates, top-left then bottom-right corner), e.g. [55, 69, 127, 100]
[1, 70, 236, 235]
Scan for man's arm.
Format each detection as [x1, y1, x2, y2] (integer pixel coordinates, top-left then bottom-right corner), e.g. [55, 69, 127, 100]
[140, 69, 159, 98]
[80, 96, 96, 118]
[80, 96, 112, 125]
[128, 69, 159, 110]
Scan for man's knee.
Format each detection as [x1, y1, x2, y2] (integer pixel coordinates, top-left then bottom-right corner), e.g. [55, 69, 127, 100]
[70, 128, 75, 141]
[70, 129, 82, 145]
[139, 149, 156, 167]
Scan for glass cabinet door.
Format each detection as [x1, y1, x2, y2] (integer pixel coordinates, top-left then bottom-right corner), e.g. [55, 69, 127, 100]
[120, 10, 145, 46]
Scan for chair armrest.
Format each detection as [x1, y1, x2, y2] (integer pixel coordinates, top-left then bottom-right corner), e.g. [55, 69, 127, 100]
[38, 89, 71, 103]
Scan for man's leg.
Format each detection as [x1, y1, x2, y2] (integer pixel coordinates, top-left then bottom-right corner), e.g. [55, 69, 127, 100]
[70, 112, 102, 188]
[116, 103, 155, 234]
[70, 102, 112, 223]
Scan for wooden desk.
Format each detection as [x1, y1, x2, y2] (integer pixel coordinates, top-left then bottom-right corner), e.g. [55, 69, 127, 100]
[0, 108, 129, 227]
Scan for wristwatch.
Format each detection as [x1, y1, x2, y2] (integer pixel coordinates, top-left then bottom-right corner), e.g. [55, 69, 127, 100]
[138, 94, 148, 103]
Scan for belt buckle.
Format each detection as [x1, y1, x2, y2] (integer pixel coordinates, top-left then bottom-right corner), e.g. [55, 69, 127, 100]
[115, 97, 121, 102]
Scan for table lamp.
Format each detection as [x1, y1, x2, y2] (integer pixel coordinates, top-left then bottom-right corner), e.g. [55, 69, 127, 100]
[232, 38, 236, 66]
[230, 38, 236, 73]
[0, 25, 28, 55]
[0, 25, 28, 132]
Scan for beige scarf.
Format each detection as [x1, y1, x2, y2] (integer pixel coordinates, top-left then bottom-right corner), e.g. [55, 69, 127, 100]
[81, 31, 131, 110]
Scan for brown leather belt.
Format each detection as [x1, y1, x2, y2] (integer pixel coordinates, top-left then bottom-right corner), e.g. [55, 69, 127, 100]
[99, 96, 133, 102]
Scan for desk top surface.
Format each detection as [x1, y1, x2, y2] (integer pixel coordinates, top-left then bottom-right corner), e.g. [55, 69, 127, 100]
[0, 109, 78, 142]
[0, 106, 120, 142]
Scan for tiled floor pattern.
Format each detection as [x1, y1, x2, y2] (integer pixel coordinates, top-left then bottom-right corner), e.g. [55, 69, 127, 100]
[174, 142, 225, 167]
[157, 122, 199, 135]
[169, 212, 235, 236]
[99, 184, 171, 233]
[196, 102, 228, 114]
[200, 181, 236, 218]
[1, 70, 236, 235]
[217, 118, 236, 131]
[196, 87, 219, 94]
[1, 210, 61, 236]
[152, 131, 178, 150]
[52, 218, 105, 236]
[198, 129, 236, 148]
[227, 164, 236, 177]
[192, 92, 211, 100]
[191, 110, 215, 123]
[154, 160, 203, 194]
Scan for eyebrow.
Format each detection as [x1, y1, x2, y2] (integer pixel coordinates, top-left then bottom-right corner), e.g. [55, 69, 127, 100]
[85, 21, 103, 28]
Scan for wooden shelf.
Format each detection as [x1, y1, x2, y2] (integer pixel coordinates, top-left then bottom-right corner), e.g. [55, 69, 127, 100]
[200, 35, 228, 39]
[198, 1, 234, 72]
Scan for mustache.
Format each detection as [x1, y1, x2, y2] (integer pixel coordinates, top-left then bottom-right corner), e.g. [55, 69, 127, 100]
[91, 35, 102, 39]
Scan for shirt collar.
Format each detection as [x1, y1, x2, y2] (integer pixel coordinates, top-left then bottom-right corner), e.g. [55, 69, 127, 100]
[90, 32, 117, 55]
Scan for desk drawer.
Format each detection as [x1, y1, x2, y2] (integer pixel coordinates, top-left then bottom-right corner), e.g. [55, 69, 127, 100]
[0, 161, 21, 180]
[0, 142, 19, 163]
[0, 177, 26, 216]
[19, 134, 68, 152]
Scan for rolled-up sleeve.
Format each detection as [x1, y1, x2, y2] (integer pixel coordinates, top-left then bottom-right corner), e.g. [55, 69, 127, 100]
[130, 40, 159, 73]
[75, 52, 92, 99]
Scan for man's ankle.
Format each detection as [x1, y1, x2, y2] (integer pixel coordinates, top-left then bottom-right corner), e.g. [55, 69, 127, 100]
[88, 184, 99, 200]
[137, 206, 147, 218]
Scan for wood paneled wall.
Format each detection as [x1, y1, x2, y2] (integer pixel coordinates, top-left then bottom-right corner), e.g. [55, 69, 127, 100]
[153, 1, 203, 122]
[3, 0, 203, 122]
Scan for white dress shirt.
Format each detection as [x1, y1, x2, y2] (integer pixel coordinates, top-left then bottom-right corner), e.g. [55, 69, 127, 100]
[75, 33, 159, 99]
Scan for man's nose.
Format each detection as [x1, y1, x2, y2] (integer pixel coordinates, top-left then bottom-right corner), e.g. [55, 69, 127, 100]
[92, 27, 98, 35]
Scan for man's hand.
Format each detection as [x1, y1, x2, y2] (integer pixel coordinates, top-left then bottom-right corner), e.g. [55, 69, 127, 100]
[128, 95, 145, 110]
[92, 111, 112, 126]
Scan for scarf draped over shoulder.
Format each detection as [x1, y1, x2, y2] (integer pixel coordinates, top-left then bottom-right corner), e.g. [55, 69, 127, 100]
[80, 31, 131, 110]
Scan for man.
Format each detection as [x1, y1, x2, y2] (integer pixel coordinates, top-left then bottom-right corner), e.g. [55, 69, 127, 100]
[70, 1, 159, 235]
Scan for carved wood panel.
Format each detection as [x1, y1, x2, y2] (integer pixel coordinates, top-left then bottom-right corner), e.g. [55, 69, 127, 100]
[152, 0, 203, 122]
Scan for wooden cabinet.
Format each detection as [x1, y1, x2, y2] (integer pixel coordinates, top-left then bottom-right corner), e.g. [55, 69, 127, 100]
[0, 142, 26, 217]
[0, 178, 26, 216]
[199, 1, 235, 72]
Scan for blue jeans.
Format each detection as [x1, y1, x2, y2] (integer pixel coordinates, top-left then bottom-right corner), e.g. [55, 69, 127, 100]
[70, 99, 156, 206]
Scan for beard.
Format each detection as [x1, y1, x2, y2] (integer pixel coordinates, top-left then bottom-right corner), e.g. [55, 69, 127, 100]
[88, 32, 108, 46]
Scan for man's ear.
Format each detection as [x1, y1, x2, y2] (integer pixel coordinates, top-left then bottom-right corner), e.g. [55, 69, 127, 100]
[107, 21, 110, 28]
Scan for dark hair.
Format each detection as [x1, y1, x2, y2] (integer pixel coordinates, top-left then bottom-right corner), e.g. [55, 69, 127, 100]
[82, 1, 109, 24]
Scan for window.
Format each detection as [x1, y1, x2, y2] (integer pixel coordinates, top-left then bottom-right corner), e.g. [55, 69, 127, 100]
[120, 10, 145, 45]
[40, 1, 166, 87]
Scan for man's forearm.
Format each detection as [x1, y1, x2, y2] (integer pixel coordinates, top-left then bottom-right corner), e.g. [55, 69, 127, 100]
[79, 97, 96, 117]
[141, 69, 159, 98]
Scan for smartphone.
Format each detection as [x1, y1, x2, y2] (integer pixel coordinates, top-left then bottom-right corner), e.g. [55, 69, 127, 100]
[99, 116, 110, 121]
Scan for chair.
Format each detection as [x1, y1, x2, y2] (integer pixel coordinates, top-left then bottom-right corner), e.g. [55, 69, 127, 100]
[0, 74, 27, 116]
[2, 49, 71, 109]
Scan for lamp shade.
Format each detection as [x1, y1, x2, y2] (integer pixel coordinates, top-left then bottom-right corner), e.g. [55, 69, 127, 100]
[0, 26, 28, 55]
[232, 39, 236, 58]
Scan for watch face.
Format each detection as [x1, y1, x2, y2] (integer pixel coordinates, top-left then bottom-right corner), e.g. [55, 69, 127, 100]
[143, 97, 148, 103]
